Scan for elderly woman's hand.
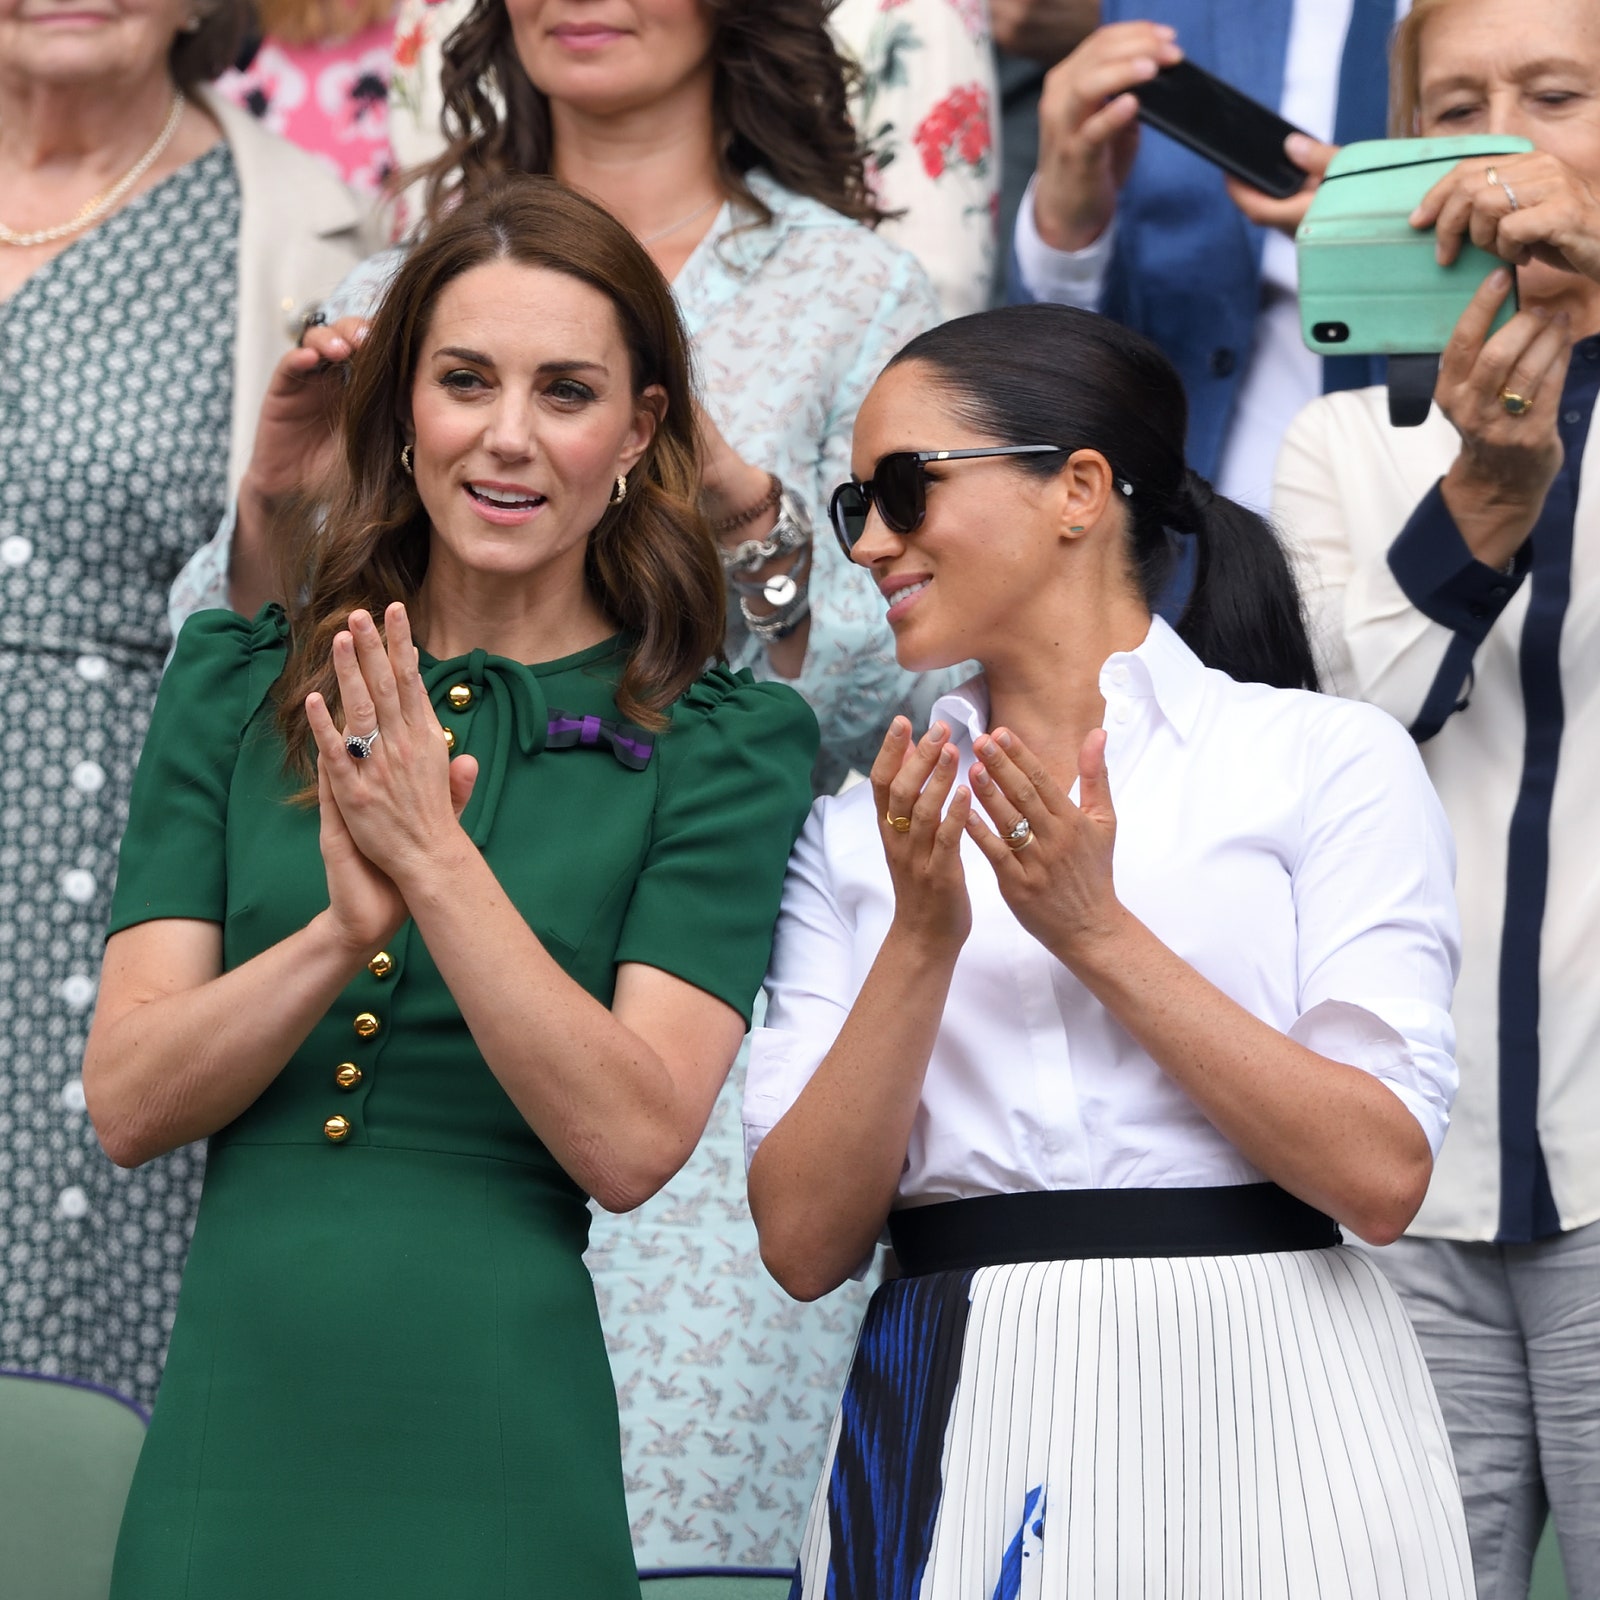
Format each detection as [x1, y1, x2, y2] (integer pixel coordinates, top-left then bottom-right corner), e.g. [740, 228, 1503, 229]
[1435, 268, 1573, 569]
[305, 603, 479, 911]
[1413, 150, 1600, 284]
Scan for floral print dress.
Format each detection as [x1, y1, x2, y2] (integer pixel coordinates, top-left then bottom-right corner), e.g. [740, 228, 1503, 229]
[215, 17, 398, 193]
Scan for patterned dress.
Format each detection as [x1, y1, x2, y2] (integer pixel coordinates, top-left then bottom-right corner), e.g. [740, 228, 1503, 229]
[0, 146, 239, 1405]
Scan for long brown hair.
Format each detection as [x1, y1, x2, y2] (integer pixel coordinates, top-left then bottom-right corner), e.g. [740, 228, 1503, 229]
[274, 177, 726, 779]
[416, 0, 883, 230]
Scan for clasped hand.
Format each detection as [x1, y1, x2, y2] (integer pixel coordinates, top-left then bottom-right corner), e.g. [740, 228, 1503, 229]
[305, 603, 479, 955]
[871, 716, 1124, 963]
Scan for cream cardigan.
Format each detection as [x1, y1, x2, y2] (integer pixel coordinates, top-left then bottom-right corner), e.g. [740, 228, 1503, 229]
[199, 89, 379, 488]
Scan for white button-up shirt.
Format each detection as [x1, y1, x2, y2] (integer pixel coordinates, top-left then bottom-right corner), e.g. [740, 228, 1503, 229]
[744, 618, 1461, 1208]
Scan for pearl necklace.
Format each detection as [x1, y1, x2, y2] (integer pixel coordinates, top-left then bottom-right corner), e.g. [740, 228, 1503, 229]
[0, 92, 186, 249]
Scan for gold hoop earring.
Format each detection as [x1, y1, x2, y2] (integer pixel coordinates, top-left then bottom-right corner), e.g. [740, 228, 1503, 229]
[399, 445, 413, 475]
[609, 475, 628, 506]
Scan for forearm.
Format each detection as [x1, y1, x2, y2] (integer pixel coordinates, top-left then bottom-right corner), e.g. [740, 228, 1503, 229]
[227, 481, 282, 619]
[1064, 911, 1433, 1244]
[401, 835, 710, 1212]
[748, 925, 959, 1300]
[84, 913, 368, 1167]
[1440, 456, 1545, 572]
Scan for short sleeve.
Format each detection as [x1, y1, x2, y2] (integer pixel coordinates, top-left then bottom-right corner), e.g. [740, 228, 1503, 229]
[1288, 699, 1462, 1156]
[107, 606, 288, 936]
[613, 668, 819, 1022]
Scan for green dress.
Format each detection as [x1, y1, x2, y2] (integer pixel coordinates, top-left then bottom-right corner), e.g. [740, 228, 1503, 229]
[105, 605, 817, 1598]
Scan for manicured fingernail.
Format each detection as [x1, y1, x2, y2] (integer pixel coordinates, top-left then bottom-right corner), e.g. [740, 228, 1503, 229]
[938, 746, 954, 767]
[1409, 206, 1425, 225]
[994, 729, 1014, 749]
[955, 785, 970, 802]
[971, 762, 989, 785]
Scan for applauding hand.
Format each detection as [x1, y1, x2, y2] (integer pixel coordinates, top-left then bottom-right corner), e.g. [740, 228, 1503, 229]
[871, 717, 973, 953]
[305, 602, 479, 955]
[965, 725, 1125, 963]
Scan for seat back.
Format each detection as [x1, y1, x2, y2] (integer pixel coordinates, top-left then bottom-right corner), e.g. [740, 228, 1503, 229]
[639, 1570, 794, 1599]
[0, 1371, 147, 1600]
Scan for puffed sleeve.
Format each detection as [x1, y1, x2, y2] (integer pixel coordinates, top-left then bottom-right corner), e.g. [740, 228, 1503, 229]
[612, 667, 819, 1022]
[107, 606, 288, 934]
[1288, 697, 1462, 1156]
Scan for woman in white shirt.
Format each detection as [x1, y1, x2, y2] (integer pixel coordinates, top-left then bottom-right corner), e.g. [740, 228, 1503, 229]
[744, 302, 1475, 1598]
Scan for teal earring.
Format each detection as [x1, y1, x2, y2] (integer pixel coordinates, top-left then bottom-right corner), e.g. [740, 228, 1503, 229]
[1069, 525, 1085, 532]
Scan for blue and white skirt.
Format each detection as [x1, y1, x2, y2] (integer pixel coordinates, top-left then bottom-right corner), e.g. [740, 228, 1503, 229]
[790, 1193, 1475, 1599]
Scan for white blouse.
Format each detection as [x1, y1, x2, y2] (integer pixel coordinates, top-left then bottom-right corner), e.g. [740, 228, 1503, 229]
[743, 618, 1462, 1207]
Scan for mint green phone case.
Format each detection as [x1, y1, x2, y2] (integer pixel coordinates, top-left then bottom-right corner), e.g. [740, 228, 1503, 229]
[1296, 135, 1534, 357]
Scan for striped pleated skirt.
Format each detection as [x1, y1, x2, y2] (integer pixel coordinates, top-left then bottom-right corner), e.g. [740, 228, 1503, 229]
[790, 1191, 1475, 1600]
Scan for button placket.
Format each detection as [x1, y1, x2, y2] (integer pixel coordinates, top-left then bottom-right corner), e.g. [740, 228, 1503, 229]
[323, 937, 405, 1142]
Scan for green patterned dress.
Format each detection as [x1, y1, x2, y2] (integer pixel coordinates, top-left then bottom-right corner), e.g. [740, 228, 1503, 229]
[105, 607, 816, 1597]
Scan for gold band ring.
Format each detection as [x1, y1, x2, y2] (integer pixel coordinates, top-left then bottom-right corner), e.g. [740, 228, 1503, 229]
[1499, 389, 1532, 416]
[884, 810, 913, 833]
[1486, 166, 1519, 211]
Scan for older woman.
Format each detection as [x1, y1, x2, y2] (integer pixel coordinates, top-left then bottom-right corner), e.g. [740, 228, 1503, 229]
[168, 0, 953, 1566]
[1275, 1, 1600, 1593]
[89, 178, 815, 1599]
[0, 0, 369, 1401]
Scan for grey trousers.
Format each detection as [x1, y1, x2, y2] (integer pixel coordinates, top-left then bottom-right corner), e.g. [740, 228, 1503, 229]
[1368, 1222, 1600, 1600]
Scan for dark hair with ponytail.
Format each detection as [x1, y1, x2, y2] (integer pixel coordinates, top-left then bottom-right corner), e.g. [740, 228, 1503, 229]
[273, 177, 726, 784]
[887, 303, 1319, 692]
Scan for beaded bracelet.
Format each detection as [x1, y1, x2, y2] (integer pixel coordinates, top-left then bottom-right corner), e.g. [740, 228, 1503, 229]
[712, 472, 783, 536]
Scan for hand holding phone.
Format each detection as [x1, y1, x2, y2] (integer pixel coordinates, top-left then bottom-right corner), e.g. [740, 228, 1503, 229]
[1032, 21, 1184, 253]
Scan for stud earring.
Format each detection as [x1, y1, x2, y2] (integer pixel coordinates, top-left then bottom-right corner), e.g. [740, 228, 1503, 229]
[399, 444, 413, 475]
[181, 12, 202, 29]
[1069, 525, 1085, 533]
[609, 475, 628, 505]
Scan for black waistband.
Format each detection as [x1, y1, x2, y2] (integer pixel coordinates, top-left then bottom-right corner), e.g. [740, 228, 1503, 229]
[886, 1184, 1340, 1276]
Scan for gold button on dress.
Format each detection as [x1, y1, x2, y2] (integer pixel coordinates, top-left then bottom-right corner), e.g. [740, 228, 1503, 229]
[322, 1115, 351, 1142]
[353, 1012, 380, 1039]
[447, 684, 472, 710]
[367, 951, 394, 979]
[334, 1064, 362, 1091]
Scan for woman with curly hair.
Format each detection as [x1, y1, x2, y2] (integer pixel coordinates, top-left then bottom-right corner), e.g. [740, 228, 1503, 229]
[167, 1, 954, 1566]
[90, 178, 816, 1599]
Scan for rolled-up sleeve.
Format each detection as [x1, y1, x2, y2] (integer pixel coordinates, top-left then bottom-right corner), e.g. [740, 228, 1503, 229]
[743, 798, 857, 1168]
[1289, 700, 1461, 1155]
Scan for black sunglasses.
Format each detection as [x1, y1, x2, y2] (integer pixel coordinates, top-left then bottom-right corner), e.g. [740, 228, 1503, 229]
[829, 445, 1069, 555]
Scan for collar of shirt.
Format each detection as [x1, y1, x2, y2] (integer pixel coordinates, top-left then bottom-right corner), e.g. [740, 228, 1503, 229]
[924, 615, 1205, 755]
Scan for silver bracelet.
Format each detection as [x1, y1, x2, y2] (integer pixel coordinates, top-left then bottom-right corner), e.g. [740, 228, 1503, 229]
[739, 541, 812, 641]
[718, 485, 811, 576]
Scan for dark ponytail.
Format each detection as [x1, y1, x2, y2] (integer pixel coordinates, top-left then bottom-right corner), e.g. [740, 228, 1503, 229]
[887, 304, 1319, 692]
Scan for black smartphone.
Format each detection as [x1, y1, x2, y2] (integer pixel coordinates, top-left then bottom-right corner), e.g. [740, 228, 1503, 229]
[1132, 59, 1310, 201]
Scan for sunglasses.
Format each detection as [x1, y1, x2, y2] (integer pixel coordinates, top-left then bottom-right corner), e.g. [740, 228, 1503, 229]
[829, 445, 1068, 555]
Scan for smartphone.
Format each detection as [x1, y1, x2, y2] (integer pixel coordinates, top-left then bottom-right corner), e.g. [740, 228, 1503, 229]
[1132, 59, 1309, 200]
[1297, 137, 1532, 356]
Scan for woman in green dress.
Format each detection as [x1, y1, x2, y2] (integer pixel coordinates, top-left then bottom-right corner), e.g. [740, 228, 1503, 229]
[81, 177, 817, 1598]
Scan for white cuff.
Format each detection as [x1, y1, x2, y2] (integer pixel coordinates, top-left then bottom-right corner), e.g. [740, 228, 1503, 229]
[1013, 175, 1116, 308]
[1288, 997, 1453, 1159]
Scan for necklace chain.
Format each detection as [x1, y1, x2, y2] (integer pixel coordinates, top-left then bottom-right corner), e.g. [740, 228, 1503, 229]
[0, 92, 186, 249]
[639, 194, 719, 247]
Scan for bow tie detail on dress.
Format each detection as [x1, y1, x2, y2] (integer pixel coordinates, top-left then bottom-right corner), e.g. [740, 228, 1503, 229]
[544, 712, 654, 771]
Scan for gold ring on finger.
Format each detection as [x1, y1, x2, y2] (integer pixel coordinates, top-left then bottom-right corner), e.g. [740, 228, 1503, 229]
[1004, 816, 1034, 851]
[1499, 389, 1532, 416]
[884, 809, 913, 834]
